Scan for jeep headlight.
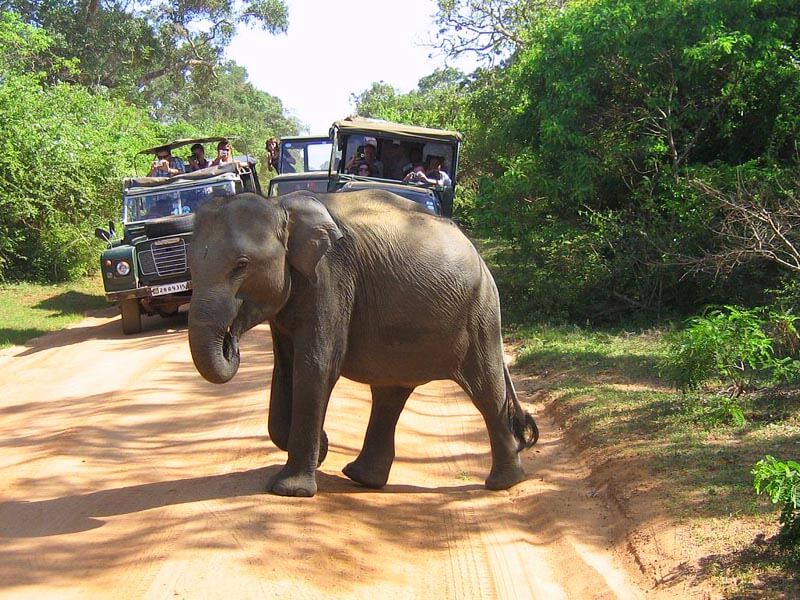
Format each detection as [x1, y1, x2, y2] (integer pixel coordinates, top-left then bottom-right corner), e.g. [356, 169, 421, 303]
[115, 260, 131, 276]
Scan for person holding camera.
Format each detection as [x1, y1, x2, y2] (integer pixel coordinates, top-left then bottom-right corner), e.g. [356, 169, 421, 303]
[346, 136, 383, 177]
[211, 139, 234, 167]
[425, 155, 452, 188]
[188, 143, 209, 172]
[148, 148, 186, 177]
[266, 137, 280, 172]
[402, 162, 429, 184]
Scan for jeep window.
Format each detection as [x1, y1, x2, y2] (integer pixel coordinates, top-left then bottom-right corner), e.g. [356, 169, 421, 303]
[123, 181, 236, 222]
[280, 139, 333, 173]
[269, 178, 327, 196]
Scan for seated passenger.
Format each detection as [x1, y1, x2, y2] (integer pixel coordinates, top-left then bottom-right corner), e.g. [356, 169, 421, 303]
[362, 137, 383, 177]
[345, 137, 383, 177]
[381, 139, 410, 180]
[355, 161, 372, 177]
[425, 155, 452, 188]
[152, 197, 174, 217]
[402, 162, 428, 184]
[188, 143, 209, 171]
[148, 148, 186, 177]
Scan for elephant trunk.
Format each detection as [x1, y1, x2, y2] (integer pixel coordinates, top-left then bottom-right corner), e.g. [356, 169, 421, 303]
[188, 294, 241, 384]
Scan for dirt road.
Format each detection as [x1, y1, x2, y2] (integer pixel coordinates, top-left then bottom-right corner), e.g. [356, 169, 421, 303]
[0, 311, 654, 599]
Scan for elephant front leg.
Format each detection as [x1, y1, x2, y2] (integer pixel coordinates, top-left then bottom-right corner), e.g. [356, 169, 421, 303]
[270, 367, 335, 497]
[267, 332, 292, 452]
[268, 327, 329, 466]
[343, 385, 413, 488]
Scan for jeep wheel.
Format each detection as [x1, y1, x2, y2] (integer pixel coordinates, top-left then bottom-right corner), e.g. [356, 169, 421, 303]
[120, 299, 142, 334]
[143, 214, 194, 238]
[157, 305, 179, 318]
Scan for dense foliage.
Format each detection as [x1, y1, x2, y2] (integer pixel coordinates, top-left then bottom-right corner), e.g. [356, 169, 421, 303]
[0, 6, 297, 282]
[356, 0, 800, 320]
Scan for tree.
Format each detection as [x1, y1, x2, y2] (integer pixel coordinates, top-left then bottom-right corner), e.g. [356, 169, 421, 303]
[3, 1, 289, 104]
[684, 172, 800, 277]
[432, 0, 565, 63]
[351, 68, 470, 131]
[0, 11, 175, 281]
[469, 0, 800, 318]
[148, 60, 301, 149]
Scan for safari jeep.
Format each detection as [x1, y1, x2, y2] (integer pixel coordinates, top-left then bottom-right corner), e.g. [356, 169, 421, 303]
[96, 137, 260, 334]
[268, 121, 463, 218]
[328, 118, 463, 217]
[266, 134, 333, 197]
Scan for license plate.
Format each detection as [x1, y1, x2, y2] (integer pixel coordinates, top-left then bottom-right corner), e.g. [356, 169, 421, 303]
[151, 281, 191, 296]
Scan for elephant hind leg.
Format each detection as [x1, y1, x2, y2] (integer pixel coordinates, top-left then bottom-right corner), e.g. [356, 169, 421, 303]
[343, 385, 414, 488]
[455, 361, 525, 491]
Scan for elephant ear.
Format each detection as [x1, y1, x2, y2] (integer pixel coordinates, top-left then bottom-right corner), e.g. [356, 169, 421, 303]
[282, 194, 343, 284]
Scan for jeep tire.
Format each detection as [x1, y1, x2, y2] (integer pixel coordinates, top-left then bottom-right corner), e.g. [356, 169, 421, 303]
[120, 299, 142, 334]
[143, 214, 194, 238]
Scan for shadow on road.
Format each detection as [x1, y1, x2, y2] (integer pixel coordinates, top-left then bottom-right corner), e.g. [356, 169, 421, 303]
[0, 468, 487, 539]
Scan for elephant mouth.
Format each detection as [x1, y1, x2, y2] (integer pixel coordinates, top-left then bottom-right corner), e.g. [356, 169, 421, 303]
[222, 326, 240, 364]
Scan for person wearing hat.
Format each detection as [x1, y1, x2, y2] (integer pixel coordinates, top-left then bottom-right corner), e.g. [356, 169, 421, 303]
[362, 136, 383, 177]
[187, 143, 209, 171]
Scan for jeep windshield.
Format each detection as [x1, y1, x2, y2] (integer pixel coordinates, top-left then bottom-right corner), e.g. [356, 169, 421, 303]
[280, 136, 333, 173]
[123, 180, 236, 222]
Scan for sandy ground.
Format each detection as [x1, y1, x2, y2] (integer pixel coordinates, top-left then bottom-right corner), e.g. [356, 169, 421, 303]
[0, 311, 671, 599]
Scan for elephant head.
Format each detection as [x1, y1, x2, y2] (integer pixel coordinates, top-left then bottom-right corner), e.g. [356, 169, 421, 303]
[187, 192, 343, 384]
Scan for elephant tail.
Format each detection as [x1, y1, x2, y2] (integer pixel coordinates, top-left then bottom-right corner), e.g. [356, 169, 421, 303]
[504, 363, 539, 451]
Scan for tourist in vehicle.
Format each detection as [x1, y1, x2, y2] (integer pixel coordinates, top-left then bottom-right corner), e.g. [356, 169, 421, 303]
[212, 139, 245, 168]
[362, 137, 383, 177]
[187, 143, 209, 171]
[381, 138, 410, 180]
[266, 137, 280, 172]
[151, 195, 176, 217]
[345, 137, 383, 177]
[148, 148, 185, 177]
[425, 155, 452, 187]
[400, 146, 424, 179]
[402, 162, 428, 184]
[355, 161, 372, 177]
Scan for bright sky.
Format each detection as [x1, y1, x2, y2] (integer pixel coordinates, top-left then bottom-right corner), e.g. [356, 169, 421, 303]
[226, 0, 472, 134]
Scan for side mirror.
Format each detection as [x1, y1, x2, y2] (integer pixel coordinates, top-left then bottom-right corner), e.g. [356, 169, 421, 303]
[108, 220, 116, 237]
[95, 228, 111, 244]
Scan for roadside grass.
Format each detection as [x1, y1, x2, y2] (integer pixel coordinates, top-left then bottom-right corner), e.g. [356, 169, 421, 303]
[0, 276, 107, 349]
[507, 323, 800, 597]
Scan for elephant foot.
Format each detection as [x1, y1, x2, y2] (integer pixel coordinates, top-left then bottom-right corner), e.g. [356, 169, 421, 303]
[485, 461, 526, 491]
[270, 467, 318, 497]
[342, 459, 390, 489]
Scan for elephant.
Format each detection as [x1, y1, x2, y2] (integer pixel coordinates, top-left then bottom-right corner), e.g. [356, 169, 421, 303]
[187, 190, 539, 497]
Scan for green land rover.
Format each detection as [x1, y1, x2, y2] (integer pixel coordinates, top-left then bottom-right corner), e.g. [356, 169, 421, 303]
[95, 137, 260, 334]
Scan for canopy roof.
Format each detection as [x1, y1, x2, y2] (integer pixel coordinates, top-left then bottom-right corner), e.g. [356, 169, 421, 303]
[332, 118, 463, 143]
[136, 136, 235, 156]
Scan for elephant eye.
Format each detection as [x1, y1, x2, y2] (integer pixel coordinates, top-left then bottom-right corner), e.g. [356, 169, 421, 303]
[232, 257, 249, 276]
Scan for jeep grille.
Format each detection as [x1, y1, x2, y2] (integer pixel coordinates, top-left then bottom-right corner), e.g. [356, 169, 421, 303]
[138, 240, 189, 277]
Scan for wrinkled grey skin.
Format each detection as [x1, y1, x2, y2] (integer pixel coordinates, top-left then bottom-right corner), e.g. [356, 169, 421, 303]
[188, 190, 538, 497]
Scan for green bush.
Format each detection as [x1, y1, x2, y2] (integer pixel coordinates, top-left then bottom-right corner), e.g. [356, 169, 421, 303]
[466, 0, 800, 319]
[660, 306, 800, 396]
[753, 456, 800, 547]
